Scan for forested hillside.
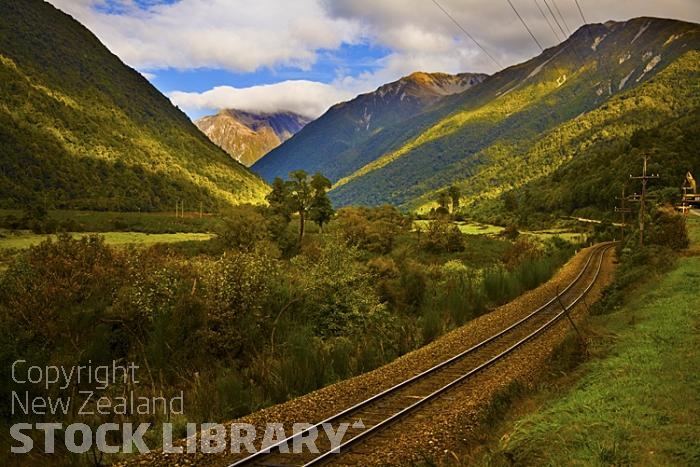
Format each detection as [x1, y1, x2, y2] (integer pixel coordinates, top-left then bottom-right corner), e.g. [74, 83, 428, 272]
[247, 17, 698, 214]
[252, 72, 486, 182]
[0, 0, 269, 211]
[330, 18, 699, 211]
[479, 58, 700, 225]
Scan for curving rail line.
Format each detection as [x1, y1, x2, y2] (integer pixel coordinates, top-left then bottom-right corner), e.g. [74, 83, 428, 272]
[228, 242, 614, 467]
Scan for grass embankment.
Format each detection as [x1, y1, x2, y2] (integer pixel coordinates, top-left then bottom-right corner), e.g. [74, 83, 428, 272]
[466, 215, 700, 466]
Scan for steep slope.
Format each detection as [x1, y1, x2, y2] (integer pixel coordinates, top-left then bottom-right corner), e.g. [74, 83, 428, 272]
[0, 0, 268, 211]
[329, 17, 700, 209]
[195, 109, 309, 167]
[483, 63, 700, 225]
[251, 72, 486, 182]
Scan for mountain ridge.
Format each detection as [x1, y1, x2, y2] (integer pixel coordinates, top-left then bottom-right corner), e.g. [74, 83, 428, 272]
[251, 71, 487, 182]
[259, 16, 699, 211]
[195, 109, 309, 167]
[0, 0, 269, 211]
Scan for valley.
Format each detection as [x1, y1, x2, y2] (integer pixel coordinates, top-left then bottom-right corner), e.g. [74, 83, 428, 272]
[1, 1, 698, 466]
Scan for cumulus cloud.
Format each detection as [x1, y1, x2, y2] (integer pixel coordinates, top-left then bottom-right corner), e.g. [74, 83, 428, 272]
[168, 80, 355, 119]
[47, 0, 700, 118]
[49, 0, 361, 71]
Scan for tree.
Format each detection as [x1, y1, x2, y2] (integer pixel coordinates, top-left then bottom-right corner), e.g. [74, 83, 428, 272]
[437, 191, 450, 211]
[266, 177, 292, 222]
[309, 173, 334, 233]
[448, 185, 461, 213]
[286, 170, 313, 243]
[218, 205, 270, 251]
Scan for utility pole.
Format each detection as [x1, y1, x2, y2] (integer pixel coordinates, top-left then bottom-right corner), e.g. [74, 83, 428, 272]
[614, 187, 632, 243]
[630, 155, 659, 246]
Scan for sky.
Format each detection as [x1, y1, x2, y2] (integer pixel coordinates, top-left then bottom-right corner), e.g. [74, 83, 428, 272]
[47, 0, 700, 120]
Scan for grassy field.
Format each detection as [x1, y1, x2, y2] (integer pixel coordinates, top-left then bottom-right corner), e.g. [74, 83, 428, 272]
[414, 220, 587, 243]
[0, 231, 214, 250]
[0, 209, 223, 233]
[466, 215, 700, 466]
[414, 220, 504, 235]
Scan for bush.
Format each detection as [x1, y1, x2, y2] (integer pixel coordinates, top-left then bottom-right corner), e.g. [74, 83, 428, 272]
[420, 219, 465, 253]
[647, 208, 689, 250]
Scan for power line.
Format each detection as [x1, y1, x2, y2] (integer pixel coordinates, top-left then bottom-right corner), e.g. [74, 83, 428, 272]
[507, 0, 544, 52]
[543, 0, 567, 38]
[574, 0, 587, 25]
[430, 0, 502, 68]
[551, 0, 572, 35]
[535, 0, 562, 43]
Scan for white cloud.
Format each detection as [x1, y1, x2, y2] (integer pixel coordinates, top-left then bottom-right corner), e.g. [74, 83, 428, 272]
[168, 80, 355, 119]
[47, 0, 700, 118]
[48, 0, 361, 71]
[139, 71, 157, 81]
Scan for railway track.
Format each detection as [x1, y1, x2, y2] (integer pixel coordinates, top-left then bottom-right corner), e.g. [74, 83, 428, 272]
[228, 242, 614, 467]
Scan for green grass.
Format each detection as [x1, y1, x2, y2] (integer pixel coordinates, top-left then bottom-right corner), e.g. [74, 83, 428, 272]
[413, 220, 587, 243]
[414, 220, 504, 236]
[480, 216, 700, 466]
[0, 231, 214, 250]
[522, 231, 588, 244]
[0, 209, 223, 233]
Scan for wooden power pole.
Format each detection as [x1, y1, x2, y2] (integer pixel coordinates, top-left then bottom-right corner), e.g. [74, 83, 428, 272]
[615, 187, 633, 243]
[630, 155, 659, 246]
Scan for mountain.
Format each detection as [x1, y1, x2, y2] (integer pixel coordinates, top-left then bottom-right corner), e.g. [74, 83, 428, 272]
[0, 0, 269, 212]
[251, 71, 487, 182]
[195, 109, 310, 167]
[253, 17, 699, 214]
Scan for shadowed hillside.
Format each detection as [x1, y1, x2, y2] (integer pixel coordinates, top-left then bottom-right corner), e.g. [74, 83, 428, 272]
[0, 0, 269, 211]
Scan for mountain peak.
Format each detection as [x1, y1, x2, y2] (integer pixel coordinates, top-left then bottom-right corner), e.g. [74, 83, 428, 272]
[253, 70, 487, 182]
[254, 16, 699, 211]
[196, 109, 310, 167]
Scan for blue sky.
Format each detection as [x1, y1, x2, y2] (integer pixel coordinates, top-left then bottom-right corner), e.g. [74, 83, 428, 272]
[48, 0, 700, 120]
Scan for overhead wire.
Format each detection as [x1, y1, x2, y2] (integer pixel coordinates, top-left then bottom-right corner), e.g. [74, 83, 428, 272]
[430, 0, 502, 68]
[535, 0, 562, 43]
[543, 0, 567, 38]
[551, 0, 572, 35]
[506, 0, 544, 52]
[574, 0, 587, 24]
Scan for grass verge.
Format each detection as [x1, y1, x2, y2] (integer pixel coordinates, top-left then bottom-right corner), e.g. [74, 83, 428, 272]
[464, 216, 700, 466]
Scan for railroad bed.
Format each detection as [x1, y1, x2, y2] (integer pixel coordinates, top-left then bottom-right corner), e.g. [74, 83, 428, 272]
[120, 243, 616, 467]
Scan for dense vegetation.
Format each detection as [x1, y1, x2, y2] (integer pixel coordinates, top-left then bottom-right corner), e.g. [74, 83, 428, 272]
[1, 203, 578, 466]
[0, 0, 268, 211]
[481, 104, 700, 226]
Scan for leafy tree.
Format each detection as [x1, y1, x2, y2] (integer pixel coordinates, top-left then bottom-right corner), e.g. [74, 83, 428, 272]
[266, 177, 292, 222]
[286, 170, 313, 243]
[217, 204, 271, 252]
[448, 185, 461, 213]
[647, 208, 689, 250]
[420, 219, 465, 253]
[333, 205, 411, 254]
[437, 191, 451, 211]
[309, 173, 334, 233]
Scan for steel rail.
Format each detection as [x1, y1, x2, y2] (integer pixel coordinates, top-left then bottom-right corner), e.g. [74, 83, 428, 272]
[227, 243, 613, 467]
[307, 242, 611, 465]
